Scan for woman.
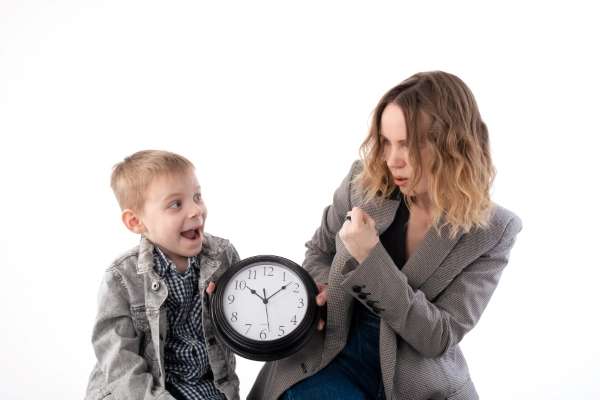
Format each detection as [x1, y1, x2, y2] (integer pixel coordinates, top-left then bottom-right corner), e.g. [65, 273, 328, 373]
[248, 71, 522, 400]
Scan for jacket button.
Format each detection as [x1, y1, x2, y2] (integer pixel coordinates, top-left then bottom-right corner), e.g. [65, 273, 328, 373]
[358, 293, 367, 299]
[151, 281, 160, 291]
[367, 300, 377, 307]
[352, 285, 362, 293]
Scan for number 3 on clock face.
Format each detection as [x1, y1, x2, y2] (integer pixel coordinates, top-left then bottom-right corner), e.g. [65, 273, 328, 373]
[223, 263, 307, 341]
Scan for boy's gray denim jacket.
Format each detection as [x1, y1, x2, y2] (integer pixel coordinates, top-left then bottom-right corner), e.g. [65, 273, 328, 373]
[85, 233, 240, 400]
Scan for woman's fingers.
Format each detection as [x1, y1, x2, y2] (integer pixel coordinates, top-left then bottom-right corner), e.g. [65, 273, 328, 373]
[316, 284, 328, 330]
[316, 284, 328, 306]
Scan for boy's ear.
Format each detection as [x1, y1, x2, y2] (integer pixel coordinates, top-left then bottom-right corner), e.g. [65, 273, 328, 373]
[121, 209, 146, 234]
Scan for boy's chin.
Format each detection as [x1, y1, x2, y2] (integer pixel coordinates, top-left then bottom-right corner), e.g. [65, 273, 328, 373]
[181, 238, 204, 256]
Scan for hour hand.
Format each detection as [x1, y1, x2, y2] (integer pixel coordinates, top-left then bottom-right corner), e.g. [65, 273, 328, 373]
[245, 285, 267, 303]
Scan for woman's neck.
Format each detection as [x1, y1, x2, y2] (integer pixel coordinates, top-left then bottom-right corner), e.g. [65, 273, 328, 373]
[410, 193, 433, 215]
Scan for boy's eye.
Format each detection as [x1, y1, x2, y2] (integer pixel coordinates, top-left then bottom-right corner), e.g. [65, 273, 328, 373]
[168, 200, 182, 209]
[193, 193, 202, 202]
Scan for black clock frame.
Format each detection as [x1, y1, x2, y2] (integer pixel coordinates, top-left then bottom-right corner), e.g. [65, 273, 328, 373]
[210, 255, 319, 361]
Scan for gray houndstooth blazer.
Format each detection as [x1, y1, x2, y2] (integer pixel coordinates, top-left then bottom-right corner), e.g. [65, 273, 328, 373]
[248, 160, 522, 400]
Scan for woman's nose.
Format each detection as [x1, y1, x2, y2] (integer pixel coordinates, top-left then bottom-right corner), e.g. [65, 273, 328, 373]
[388, 148, 407, 167]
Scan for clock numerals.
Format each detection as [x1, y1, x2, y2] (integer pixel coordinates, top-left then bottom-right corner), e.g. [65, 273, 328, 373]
[223, 264, 310, 342]
[234, 280, 247, 290]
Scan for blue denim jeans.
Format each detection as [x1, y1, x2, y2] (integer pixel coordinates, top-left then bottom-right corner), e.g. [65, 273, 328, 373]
[280, 302, 385, 400]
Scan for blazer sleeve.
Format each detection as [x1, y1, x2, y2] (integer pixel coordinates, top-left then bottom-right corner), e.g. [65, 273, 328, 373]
[91, 268, 176, 400]
[302, 161, 360, 284]
[339, 214, 523, 358]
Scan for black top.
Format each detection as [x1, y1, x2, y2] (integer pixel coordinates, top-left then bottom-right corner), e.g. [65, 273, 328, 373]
[379, 191, 410, 270]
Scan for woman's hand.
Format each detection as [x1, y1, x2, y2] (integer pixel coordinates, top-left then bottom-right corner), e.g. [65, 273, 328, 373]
[339, 207, 379, 264]
[316, 284, 328, 330]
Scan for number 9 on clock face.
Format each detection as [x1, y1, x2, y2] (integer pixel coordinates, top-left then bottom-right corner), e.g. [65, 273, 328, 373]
[210, 255, 319, 361]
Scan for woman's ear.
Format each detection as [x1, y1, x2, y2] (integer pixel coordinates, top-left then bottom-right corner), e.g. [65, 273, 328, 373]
[121, 209, 146, 234]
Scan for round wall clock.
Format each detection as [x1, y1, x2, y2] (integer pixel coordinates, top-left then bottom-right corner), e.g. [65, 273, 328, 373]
[210, 255, 319, 361]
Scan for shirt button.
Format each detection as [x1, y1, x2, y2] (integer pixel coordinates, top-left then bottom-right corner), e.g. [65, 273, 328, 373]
[151, 281, 160, 291]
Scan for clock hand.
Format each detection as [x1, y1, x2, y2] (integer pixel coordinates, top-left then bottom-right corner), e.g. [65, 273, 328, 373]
[265, 282, 293, 301]
[245, 285, 267, 303]
[263, 288, 271, 331]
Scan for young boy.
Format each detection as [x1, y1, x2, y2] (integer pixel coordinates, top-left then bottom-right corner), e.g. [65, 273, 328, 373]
[85, 150, 240, 400]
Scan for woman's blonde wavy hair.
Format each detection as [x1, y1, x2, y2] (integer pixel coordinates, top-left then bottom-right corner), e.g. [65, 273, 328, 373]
[356, 71, 495, 238]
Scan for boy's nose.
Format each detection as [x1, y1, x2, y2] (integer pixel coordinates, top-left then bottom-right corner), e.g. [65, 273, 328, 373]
[189, 203, 205, 219]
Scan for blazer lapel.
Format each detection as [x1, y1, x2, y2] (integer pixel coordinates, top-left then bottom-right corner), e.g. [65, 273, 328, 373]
[401, 221, 464, 291]
[360, 195, 401, 234]
[362, 193, 465, 292]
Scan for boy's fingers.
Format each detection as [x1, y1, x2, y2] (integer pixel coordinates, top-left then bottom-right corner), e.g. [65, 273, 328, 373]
[206, 281, 216, 295]
[318, 319, 325, 331]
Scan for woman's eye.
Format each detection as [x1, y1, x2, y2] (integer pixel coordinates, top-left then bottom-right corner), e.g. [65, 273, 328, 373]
[168, 200, 181, 209]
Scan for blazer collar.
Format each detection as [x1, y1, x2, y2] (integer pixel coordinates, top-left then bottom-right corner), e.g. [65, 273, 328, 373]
[363, 193, 464, 289]
[402, 221, 464, 289]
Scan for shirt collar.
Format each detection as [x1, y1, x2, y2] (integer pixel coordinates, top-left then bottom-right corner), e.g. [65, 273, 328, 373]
[152, 246, 199, 277]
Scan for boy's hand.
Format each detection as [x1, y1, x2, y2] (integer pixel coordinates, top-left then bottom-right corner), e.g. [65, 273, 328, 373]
[316, 283, 328, 330]
[206, 281, 216, 295]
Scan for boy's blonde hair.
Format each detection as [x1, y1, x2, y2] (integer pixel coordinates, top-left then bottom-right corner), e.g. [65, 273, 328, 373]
[111, 150, 195, 212]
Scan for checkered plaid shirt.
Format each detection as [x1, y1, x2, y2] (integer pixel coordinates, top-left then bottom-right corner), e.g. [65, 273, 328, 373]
[153, 248, 226, 400]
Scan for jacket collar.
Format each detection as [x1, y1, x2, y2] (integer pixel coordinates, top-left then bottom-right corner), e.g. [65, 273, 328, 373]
[135, 234, 222, 276]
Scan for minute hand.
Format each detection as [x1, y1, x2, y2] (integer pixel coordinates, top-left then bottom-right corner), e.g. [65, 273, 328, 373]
[265, 282, 293, 302]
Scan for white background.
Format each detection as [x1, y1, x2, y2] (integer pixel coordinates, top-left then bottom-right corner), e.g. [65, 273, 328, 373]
[1, 1, 599, 399]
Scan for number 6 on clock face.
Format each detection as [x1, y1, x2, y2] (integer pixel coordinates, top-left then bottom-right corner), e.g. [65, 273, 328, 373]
[211, 255, 319, 361]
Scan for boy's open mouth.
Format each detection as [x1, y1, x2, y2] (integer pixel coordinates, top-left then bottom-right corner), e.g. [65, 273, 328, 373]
[181, 228, 201, 240]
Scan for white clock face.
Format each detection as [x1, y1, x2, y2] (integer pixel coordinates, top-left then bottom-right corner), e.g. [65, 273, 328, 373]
[222, 262, 309, 341]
